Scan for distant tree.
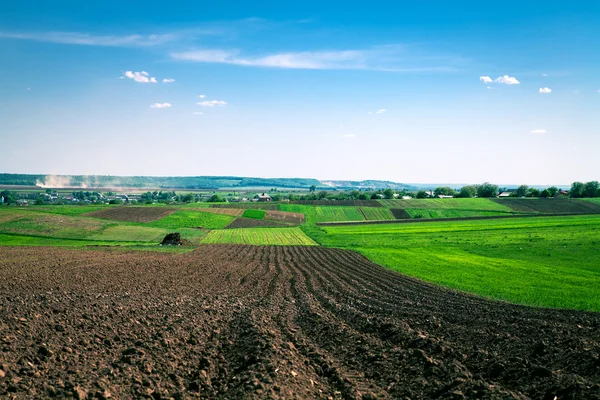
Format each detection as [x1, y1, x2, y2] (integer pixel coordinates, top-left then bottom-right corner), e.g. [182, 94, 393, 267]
[309, 185, 316, 193]
[370, 193, 380, 199]
[477, 182, 499, 198]
[433, 186, 456, 197]
[383, 188, 395, 199]
[317, 191, 328, 200]
[207, 194, 222, 202]
[416, 190, 429, 199]
[45, 188, 52, 195]
[570, 182, 585, 198]
[547, 186, 559, 197]
[456, 185, 476, 198]
[349, 190, 360, 199]
[526, 188, 540, 197]
[514, 185, 529, 197]
[583, 181, 600, 198]
[270, 194, 282, 201]
[540, 189, 551, 198]
[181, 193, 194, 203]
[358, 193, 369, 200]
[109, 198, 122, 205]
[35, 196, 45, 205]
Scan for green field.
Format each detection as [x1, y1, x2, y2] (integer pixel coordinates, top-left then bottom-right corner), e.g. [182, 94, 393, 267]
[359, 207, 395, 220]
[145, 210, 234, 229]
[201, 227, 317, 246]
[406, 209, 510, 219]
[306, 215, 600, 311]
[242, 209, 266, 219]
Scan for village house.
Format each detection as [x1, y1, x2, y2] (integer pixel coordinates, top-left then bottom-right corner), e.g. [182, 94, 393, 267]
[253, 193, 272, 202]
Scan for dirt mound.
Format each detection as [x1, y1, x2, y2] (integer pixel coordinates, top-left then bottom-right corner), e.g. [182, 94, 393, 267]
[160, 232, 185, 245]
[0, 245, 599, 399]
[84, 206, 177, 222]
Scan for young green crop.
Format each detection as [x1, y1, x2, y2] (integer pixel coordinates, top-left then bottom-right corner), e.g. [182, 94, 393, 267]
[242, 209, 266, 219]
[307, 215, 600, 311]
[201, 227, 317, 246]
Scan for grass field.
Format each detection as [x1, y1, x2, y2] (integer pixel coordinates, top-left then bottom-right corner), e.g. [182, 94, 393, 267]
[201, 227, 317, 246]
[242, 209, 266, 219]
[145, 210, 234, 229]
[359, 207, 395, 220]
[307, 215, 600, 311]
[406, 209, 511, 219]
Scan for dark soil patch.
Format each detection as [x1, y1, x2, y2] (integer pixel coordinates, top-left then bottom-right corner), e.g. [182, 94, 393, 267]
[225, 218, 284, 229]
[84, 206, 177, 222]
[390, 208, 411, 219]
[0, 245, 599, 399]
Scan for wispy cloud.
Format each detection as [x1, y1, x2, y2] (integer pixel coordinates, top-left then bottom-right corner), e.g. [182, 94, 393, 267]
[171, 45, 462, 72]
[193, 111, 204, 115]
[539, 87, 551, 94]
[162, 78, 175, 83]
[479, 75, 520, 85]
[198, 94, 206, 99]
[123, 71, 158, 83]
[375, 109, 386, 114]
[340, 134, 357, 138]
[0, 31, 175, 47]
[150, 102, 172, 109]
[197, 100, 227, 107]
[531, 129, 547, 134]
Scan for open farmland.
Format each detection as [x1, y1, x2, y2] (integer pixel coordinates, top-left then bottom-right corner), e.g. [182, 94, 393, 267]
[377, 198, 514, 211]
[492, 198, 600, 214]
[264, 210, 305, 225]
[0, 245, 598, 399]
[146, 210, 235, 230]
[186, 207, 244, 217]
[311, 215, 600, 311]
[84, 206, 177, 222]
[201, 227, 317, 246]
[242, 209, 266, 219]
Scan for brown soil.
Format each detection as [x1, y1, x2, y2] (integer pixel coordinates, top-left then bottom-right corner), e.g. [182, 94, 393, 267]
[0, 245, 599, 399]
[84, 207, 177, 222]
[264, 210, 305, 225]
[225, 218, 284, 229]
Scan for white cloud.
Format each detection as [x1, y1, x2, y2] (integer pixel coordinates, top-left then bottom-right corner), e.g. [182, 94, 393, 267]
[197, 100, 227, 107]
[494, 75, 520, 85]
[479, 76, 492, 83]
[375, 109, 386, 114]
[542, 73, 548, 77]
[539, 87, 551, 94]
[531, 129, 547, 134]
[150, 103, 172, 109]
[193, 112, 204, 115]
[0, 31, 176, 47]
[123, 71, 158, 83]
[340, 134, 357, 138]
[198, 94, 206, 98]
[171, 45, 461, 72]
[162, 78, 175, 83]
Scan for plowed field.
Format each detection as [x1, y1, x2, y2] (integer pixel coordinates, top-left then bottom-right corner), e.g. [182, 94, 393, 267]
[84, 207, 177, 222]
[1, 246, 598, 399]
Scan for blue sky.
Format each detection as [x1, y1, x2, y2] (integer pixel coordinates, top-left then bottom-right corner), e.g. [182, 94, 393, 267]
[1, 1, 599, 185]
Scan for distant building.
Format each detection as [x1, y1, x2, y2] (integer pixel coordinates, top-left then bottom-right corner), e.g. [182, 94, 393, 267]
[253, 193, 272, 202]
[437, 195, 453, 199]
[498, 191, 513, 197]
